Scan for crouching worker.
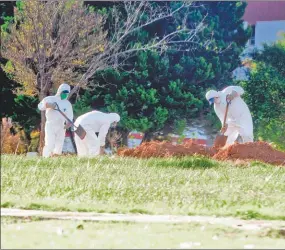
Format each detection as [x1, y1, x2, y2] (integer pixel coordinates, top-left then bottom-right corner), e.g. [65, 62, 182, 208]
[205, 86, 253, 146]
[74, 111, 120, 157]
[38, 83, 73, 157]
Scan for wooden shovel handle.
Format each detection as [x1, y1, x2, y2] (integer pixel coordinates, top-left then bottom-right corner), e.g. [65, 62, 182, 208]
[53, 103, 75, 127]
[222, 97, 231, 129]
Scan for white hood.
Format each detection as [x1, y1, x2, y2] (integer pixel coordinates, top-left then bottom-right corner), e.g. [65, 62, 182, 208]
[108, 113, 120, 123]
[56, 83, 71, 96]
[205, 90, 219, 101]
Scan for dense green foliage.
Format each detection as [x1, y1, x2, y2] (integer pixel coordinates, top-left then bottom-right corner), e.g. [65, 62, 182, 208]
[0, 2, 42, 134]
[1, 58, 40, 134]
[241, 37, 285, 150]
[1, 1, 251, 139]
[1, 2, 15, 118]
[0, 65, 19, 118]
[75, 1, 250, 135]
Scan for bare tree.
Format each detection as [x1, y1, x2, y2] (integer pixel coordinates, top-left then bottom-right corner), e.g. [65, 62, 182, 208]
[1, 0, 209, 152]
[72, 1, 210, 94]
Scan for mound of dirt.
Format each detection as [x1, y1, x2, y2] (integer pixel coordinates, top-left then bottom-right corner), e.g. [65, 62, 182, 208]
[117, 140, 285, 166]
[213, 141, 285, 166]
[117, 140, 216, 158]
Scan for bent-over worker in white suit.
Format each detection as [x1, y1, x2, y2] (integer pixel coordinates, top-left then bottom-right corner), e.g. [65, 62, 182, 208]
[205, 86, 253, 145]
[74, 111, 120, 157]
[38, 83, 73, 157]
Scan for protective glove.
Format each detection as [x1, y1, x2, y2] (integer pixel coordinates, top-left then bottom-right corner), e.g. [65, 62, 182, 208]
[46, 102, 57, 109]
[226, 90, 238, 102]
[64, 122, 73, 130]
[220, 123, 228, 134]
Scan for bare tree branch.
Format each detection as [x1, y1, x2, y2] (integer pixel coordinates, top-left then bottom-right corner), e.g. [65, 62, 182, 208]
[1, 0, 212, 99]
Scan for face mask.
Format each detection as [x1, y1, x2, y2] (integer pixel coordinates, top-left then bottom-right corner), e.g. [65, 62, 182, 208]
[60, 93, 69, 100]
[208, 98, 214, 105]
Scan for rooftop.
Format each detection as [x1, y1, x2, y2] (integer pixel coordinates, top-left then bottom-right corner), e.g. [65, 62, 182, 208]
[243, 1, 285, 25]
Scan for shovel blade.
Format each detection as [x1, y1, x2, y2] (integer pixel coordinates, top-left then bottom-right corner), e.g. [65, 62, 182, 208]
[75, 125, 87, 140]
[214, 134, 227, 148]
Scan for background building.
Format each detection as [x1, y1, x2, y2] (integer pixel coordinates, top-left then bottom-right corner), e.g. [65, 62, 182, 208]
[233, 1, 285, 80]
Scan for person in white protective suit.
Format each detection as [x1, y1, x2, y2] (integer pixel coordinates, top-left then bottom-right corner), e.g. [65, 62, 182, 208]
[38, 83, 73, 157]
[205, 86, 253, 145]
[74, 111, 120, 157]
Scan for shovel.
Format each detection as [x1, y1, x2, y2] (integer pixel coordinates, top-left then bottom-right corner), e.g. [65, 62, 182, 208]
[213, 99, 230, 148]
[53, 103, 86, 140]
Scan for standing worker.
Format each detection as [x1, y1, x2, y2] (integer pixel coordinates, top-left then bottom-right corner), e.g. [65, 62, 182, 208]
[74, 111, 120, 157]
[205, 86, 253, 145]
[38, 83, 73, 157]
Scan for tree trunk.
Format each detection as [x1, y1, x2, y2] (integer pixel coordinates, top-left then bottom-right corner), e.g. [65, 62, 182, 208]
[39, 92, 47, 155]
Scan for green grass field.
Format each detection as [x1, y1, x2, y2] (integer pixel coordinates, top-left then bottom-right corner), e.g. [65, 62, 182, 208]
[1, 217, 285, 249]
[1, 155, 285, 220]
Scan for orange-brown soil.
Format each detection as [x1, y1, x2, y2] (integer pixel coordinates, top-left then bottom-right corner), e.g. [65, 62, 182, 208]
[117, 140, 285, 166]
[117, 140, 216, 158]
[213, 141, 285, 166]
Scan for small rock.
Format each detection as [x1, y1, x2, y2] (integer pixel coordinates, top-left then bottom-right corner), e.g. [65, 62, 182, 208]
[200, 226, 205, 231]
[26, 152, 38, 157]
[193, 242, 201, 246]
[76, 224, 84, 230]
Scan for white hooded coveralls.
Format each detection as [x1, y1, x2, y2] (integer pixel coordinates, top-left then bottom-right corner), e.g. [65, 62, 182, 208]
[38, 83, 73, 157]
[206, 86, 253, 145]
[74, 111, 120, 157]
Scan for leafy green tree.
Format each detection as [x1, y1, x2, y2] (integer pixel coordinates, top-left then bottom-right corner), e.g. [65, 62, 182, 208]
[240, 36, 285, 150]
[76, 1, 250, 140]
[0, 60, 40, 135]
[11, 95, 40, 135]
[1, 2, 40, 136]
[1, 0, 212, 151]
[1, 2, 15, 118]
[0, 64, 19, 118]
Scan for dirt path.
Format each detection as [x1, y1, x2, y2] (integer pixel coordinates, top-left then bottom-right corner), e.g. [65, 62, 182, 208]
[1, 208, 285, 231]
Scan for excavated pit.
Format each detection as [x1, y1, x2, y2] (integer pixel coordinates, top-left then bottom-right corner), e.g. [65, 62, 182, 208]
[117, 140, 285, 166]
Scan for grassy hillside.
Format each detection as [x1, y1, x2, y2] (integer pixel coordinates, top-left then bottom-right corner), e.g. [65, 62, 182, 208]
[1, 155, 285, 220]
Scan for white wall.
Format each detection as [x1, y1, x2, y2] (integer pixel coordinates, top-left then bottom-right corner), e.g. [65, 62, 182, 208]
[255, 20, 285, 49]
[233, 20, 285, 80]
[232, 66, 249, 81]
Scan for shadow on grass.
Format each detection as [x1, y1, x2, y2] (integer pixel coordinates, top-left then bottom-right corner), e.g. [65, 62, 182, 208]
[26, 203, 71, 212]
[147, 156, 220, 169]
[129, 208, 152, 214]
[235, 210, 285, 221]
[1, 202, 15, 208]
